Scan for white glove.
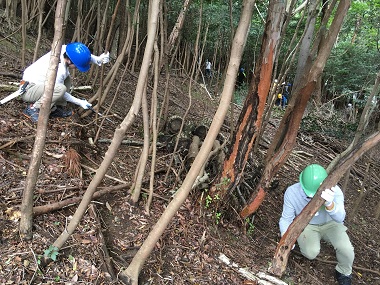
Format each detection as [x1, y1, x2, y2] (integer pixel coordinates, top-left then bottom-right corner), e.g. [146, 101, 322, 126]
[321, 188, 335, 207]
[79, 99, 92, 110]
[91, 52, 110, 66]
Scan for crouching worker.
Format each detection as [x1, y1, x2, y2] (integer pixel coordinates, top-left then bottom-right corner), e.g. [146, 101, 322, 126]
[22, 42, 110, 122]
[279, 164, 354, 285]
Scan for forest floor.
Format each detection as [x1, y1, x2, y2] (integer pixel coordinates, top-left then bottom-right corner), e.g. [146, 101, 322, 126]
[1, 37, 380, 285]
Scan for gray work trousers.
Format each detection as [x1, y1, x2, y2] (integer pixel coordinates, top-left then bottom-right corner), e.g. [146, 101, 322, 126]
[297, 221, 355, 276]
[22, 78, 71, 109]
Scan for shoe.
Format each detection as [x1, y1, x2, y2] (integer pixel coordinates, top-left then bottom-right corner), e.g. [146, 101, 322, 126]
[23, 105, 39, 122]
[335, 270, 352, 285]
[50, 106, 73, 118]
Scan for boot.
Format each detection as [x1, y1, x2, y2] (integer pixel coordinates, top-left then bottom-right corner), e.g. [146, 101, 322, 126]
[50, 106, 73, 118]
[335, 270, 352, 285]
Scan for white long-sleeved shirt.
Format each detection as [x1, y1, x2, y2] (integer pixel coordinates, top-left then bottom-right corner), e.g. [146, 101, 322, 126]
[279, 183, 346, 236]
[23, 45, 69, 85]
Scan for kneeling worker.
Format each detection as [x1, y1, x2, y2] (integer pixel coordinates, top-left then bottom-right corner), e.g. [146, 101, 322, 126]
[279, 164, 354, 285]
[22, 42, 109, 122]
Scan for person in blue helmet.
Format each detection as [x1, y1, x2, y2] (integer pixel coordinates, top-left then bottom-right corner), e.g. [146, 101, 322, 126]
[22, 42, 109, 122]
[236, 67, 246, 88]
[279, 164, 354, 285]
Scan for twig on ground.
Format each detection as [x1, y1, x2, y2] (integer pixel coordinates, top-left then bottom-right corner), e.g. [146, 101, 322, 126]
[89, 204, 116, 280]
[0, 135, 35, 149]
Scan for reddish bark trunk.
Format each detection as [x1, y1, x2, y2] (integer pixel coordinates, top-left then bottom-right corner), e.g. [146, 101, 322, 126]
[240, 0, 351, 219]
[212, 0, 286, 199]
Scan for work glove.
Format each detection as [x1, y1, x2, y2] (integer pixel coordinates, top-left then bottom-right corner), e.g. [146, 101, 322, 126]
[79, 99, 92, 110]
[321, 188, 335, 207]
[91, 52, 110, 66]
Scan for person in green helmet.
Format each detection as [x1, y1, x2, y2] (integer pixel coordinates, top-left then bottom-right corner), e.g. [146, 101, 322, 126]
[279, 164, 354, 285]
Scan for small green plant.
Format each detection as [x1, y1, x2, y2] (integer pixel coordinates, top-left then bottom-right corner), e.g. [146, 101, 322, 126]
[43, 245, 59, 261]
[221, 177, 230, 185]
[215, 177, 231, 191]
[245, 218, 255, 235]
[205, 194, 213, 208]
[215, 212, 222, 224]
[54, 275, 61, 282]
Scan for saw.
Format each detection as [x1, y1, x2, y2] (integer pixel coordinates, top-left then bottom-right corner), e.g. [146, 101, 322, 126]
[0, 81, 29, 105]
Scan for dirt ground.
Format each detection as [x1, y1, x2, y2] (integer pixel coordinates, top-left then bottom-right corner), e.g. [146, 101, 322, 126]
[1, 40, 380, 285]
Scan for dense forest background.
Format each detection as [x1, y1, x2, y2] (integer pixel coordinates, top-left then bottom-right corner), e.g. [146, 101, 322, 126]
[2, 0, 380, 111]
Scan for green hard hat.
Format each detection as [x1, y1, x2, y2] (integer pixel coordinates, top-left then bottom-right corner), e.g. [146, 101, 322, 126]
[299, 164, 327, 197]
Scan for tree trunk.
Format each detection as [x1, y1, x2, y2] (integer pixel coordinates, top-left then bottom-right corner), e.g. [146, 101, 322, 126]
[270, 130, 380, 277]
[19, 0, 67, 240]
[33, 0, 46, 63]
[211, 0, 286, 200]
[130, 81, 149, 203]
[21, 0, 27, 68]
[145, 42, 160, 214]
[71, 0, 83, 42]
[49, 0, 159, 257]
[167, 0, 192, 55]
[293, 0, 318, 85]
[119, 1, 255, 284]
[241, 0, 351, 219]
[329, 69, 380, 192]
[117, 0, 128, 55]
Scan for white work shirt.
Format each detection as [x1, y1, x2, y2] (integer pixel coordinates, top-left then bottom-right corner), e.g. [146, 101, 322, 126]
[279, 183, 346, 236]
[23, 45, 69, 85]
[206, 61, 211, 70]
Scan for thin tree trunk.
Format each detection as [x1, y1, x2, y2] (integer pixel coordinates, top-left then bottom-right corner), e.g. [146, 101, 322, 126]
[93, 0, 121, 143]
[130, 7, 140, 72]
[21, 0, 27, 67]
[328, 70, 380, 191]
[119, 1, 255, 284]
[145, 41, 159, 214]
[19, 0, 67, 240]
[82, 0, 136, 117]
[350, 161, 371, 217]
[49, 0, 159, 255]
[117, 0, 128, 55]
[164, 0, 203, 183]
[33, 0, 46, 63]
[71, 0, 83, 42]
[167, 0, 192, 54]
[130, 81, 149, 203]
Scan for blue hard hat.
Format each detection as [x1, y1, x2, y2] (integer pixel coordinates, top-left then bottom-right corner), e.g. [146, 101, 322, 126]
[240, 67, 244, 72]
[66, 42, 91, 72]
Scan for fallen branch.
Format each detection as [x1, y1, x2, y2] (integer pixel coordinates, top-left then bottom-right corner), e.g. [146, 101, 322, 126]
[81, 164, 128, 184]
[97, 138, 162, 147]
[32, 184, 169, 215]
[0, 135, 35, 150]
[89, 204, 116, 280]
[218, 253, 287, 285]
[32, 186, 123, 215]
